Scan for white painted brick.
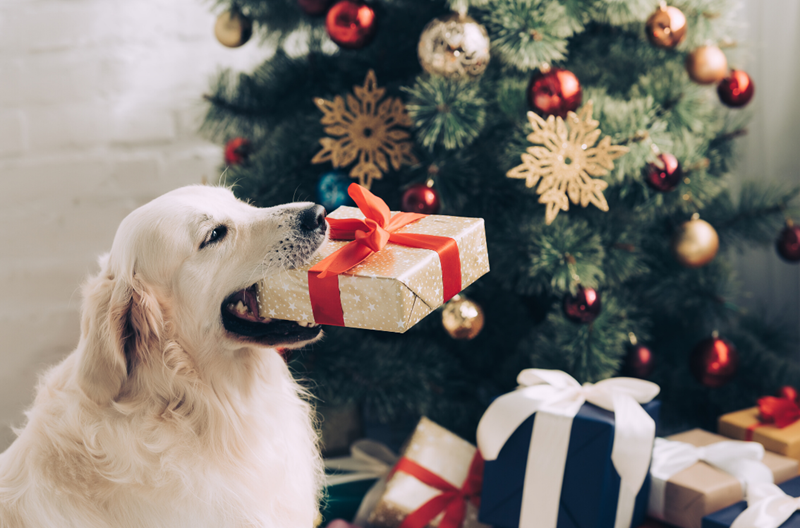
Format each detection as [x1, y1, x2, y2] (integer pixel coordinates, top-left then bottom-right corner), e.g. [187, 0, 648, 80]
[0, 109, 26, 156]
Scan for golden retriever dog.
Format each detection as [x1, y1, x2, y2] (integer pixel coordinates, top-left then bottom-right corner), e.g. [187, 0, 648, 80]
[0, 185, 328, 527]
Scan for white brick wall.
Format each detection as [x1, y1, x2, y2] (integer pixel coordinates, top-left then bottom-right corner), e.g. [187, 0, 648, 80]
[0, 0, 270, 449]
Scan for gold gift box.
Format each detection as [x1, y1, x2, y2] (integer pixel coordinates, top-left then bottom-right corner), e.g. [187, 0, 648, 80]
[718, 406, 800, 459]
[654, 428, 798, 528]
[367, 417, 488, 528]
[256, 206, 489, 333]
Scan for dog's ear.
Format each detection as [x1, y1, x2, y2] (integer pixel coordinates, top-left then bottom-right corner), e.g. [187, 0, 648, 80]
[78, 257, 164, 404]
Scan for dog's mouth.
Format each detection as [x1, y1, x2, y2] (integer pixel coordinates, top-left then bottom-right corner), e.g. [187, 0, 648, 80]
[221, 285, 322, 347]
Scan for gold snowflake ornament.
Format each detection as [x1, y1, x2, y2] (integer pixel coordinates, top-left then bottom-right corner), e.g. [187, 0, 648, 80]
[312, 70, 418, 189]
[507, 101, 629, 225]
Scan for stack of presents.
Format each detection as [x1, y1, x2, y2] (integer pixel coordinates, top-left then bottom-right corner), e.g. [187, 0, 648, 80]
[321, 376, 800, 528]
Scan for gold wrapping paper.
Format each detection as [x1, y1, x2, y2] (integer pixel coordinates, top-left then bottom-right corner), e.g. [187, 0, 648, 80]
[656, 428, 798, 528]
[718, 407, 800, 460]
[367, 417, 488, 528]
[256, 207, 489, 333]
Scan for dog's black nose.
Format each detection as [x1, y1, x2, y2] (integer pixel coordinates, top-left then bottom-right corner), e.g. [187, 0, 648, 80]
[299, 204, 327, 232]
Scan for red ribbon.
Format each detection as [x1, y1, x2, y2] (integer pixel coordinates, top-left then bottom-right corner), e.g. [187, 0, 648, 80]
[745, 389, 800, 441]
[308, 184, 462, 327]
[390, 452, 483, 528]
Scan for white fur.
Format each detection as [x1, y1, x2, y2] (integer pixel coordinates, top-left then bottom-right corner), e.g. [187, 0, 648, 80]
[0, 185, 325, 528]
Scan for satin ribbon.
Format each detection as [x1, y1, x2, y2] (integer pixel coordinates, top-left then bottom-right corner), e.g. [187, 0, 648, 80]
[731, 482, 800, 528]
[476, 369, 660, 528]
[391, 452, 483, 528]
[648, 437, 773, 520]
[746, 393, 800, 441]
[308, 183, 462, 327]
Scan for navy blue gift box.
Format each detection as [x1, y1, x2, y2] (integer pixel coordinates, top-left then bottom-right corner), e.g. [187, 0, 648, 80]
[702, 476, 800, 528]
[479, 400, 661, 528]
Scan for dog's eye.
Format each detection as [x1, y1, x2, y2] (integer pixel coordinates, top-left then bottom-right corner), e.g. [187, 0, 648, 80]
[201, 225, 227, 249]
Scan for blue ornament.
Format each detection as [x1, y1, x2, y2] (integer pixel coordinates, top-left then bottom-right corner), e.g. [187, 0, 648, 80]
[317, 170, 355, 211]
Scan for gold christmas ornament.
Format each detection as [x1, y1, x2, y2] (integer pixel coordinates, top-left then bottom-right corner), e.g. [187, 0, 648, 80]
[645, 5, 687, 49]
[418, 13, 491, 80]
[214, 10, 253, 48]
[441, 295, 485, 340]
[686, 45, 728, 84]
[312, 70, 418, 189]
[672, 214, 719, 268]
[507, 101, 629, 225]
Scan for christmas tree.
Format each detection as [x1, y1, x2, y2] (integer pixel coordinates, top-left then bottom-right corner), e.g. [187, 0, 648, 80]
[202, 0, 800, 444]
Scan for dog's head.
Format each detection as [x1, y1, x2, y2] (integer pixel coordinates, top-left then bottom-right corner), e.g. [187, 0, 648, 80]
[77, 185, 327, 403]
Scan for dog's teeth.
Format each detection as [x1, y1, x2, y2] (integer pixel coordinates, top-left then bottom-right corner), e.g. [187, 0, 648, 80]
[235, 301, 248, 314]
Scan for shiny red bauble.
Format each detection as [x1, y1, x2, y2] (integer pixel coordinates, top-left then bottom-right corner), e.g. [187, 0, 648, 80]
[779, 386, 799, 403]
[563, 286, 602, 324]
[690, 336, 739, 388]
[224, 137, 251, 165]
[776, 224, 800, 262]
[325, 0, 376, 49]
[645, 153, 683, 192]
[717, 70, 755, 108]
[298, 0, 332, 16]
[401, 183, 441, 214]
[623, 344, 656, 379]
[527, 68, 583, 118]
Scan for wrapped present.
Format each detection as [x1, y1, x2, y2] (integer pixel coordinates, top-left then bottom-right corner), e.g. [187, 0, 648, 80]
[476, 369, 661, 528]
[702, 477, 800, 528]
[256, 184, 489, 333]
[366, 417, 488, 528]
[323, 439, 398, 524]
[647, 429, 798, 528]
[718, 389, 800, 460]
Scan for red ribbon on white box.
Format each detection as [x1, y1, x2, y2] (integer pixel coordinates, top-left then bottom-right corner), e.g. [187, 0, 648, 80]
[476, 369, 659, 528]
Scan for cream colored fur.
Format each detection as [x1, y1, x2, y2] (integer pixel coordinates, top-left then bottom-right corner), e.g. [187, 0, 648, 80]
[0, 185, 325, 527]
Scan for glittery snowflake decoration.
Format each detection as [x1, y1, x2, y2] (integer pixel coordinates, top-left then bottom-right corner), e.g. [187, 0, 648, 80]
[507, 101, 629, 225]
[312, 70, 418, 189]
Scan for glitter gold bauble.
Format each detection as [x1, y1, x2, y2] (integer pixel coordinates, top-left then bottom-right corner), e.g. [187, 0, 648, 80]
[672, 215, 719, 268]
[312, 70, 418, 189]
[645, 5, 687, 49]
[214, 10, 253, 48]
[686, 45, 728, 85]
[441, 295, 484, 340]
[507, 101, 629, 225]
[418, 13, 490, 80]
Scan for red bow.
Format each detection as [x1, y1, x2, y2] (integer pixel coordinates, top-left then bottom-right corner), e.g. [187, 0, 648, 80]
[392, 453, 483, 528]
[308, 184, 462, 327]
[745, 387, 800, 440]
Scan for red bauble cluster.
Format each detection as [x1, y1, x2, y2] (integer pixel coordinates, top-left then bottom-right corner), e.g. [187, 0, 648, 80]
[690, 336, 739, 388]
[623, 343, 656, 379]
[645, 153, 683, 192]
[776, 223, 800, 262]
[325, 0, 377, 49]
[527, 68, 582, 118]
[718, 69, 755, 108]
[563, 286, 601, 324]
[298, 0, 332, 16]
[401, 183, 441, 214]
[224, 137, 252, 165]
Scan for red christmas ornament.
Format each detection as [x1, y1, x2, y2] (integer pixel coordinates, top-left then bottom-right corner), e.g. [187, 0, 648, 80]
[623, 343, 656, 379]
[776, 223, 800, 262]
[779, 386, 799, 403]
[325, 0, 376, 49]
[690, 336, 739, 388]
[527, 68, 583, 118]
[563, 286, 601, 324]
[224, 137, 251, 165]
[401, 183, 441, 214]
[298, 0, 332, 16]
[645, 153, 683, 192]
[717, 69, 755, 108]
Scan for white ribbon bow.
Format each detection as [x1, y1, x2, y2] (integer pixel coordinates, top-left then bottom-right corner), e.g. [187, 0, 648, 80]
[648, 437, 774, 520]
[731, 482, 800, 528]
[477, 369, 660, 528]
